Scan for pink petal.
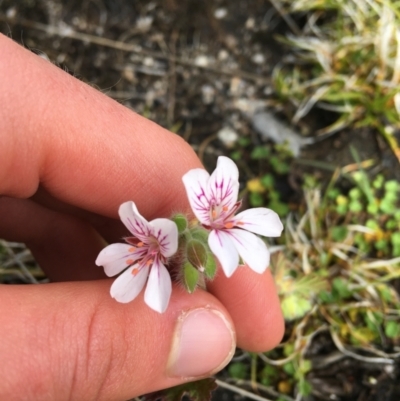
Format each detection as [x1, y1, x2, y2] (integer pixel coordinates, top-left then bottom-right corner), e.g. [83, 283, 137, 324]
[144, 259, 172, 313]
[229, 229, 270, 274]
[150, 218, 178, 258]
[95, 243, 142, 277]
[182, 168, 211, 225]
[119, 201, 151, 241]
[234, 208, 284, 237]
[208, 229, 239, 277]
[208, 156, 239, 211]
[110, 264, 149, 303]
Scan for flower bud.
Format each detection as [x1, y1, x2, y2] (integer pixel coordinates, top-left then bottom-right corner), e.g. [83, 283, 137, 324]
[172, 214, 188, 234]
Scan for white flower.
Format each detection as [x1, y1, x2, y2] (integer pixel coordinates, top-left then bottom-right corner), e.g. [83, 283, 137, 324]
[95, 201, 178, 313]
[182, 156, 283, 277]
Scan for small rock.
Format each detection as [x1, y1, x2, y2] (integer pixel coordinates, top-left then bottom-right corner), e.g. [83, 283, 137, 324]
[251, 53, 265, 65]
[201, 84, 215, 105]
[6, 7, 17, 19]
[252, 111, 313, 157]
[123, 66, 136, 83]
[136, 16, 153, 32]
[230, 77, 243, 96]
[218, 49, 229, 61]
[143, 57, 154, 67]
[194, 55, 209, 67]
[245, 17, 255, 29]
[214, 8, 227, 19]
[217, 126, 239, 148]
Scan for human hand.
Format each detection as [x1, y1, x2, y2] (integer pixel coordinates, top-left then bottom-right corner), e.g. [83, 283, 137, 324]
[0, 34, 284, 401]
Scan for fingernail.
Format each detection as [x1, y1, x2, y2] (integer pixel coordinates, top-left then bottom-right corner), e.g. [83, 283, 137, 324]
[167, 308, 236, 378]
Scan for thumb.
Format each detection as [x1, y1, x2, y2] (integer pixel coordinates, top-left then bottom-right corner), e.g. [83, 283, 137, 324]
[0, 281, 236, 401]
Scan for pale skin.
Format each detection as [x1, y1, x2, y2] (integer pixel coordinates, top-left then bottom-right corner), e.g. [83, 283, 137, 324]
[0, 34, 284, 401]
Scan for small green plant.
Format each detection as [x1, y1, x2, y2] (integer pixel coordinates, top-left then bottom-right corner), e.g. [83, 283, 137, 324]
[231, 141, 293, 217]
[273, 0, 400, 159]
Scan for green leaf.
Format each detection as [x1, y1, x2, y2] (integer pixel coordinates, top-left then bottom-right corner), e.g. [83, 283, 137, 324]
[298, 379, 312, 396]
[375, 239, 388, 251]
[327, 188, 340, 199]
[283, 362, 295, 376]
[391, 232, 400, 246]
[300, 359, 312, 374]
[186, 240, 208, 270]
[330, 226, 347, 242]
[270, 156, 290, 174]
[366, 219, 379, 230]
[204, 253, 217, 279]
[386, 219, 397, 230]
[385, 321, 400, 339]
[372, 174, 384, 189]
[260, 173, 275, 188]
[318, 290, 334, 304]
[349, 200, 363, 213]
[230, 151, 242, 161]
[336, 204, 348, 215]
[349, 188, 362, 199]
[228, 362, 248, 379]
[183, 261, 199, 293]
[384, 180, 400, 192]
[281, 294, 312, 320]
[367, 201, 379, 215]
[249, 192, 264, 207]
[251, 146, 270, 159]
[332, 278, 352, 299]
[143, 378, 217, 401]
[268, 201, 289, 216]
[172, 214, 188, 234]
[238, 137, 251, 147]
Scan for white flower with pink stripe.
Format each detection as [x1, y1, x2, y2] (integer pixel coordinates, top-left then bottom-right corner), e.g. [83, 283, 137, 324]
[182, 156, 283, 277]
[95, 201, 178, 313]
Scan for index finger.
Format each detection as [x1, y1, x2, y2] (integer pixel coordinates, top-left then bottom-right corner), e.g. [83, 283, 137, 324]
[0, 33, 201, 219]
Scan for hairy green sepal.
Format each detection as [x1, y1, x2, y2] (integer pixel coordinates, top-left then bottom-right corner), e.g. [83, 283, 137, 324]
[172, 214, 188, 234]
[183, 261, 199, 293]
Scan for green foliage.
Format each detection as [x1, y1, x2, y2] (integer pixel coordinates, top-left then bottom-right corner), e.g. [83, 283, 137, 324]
[385, 321, 400, 339]
[281, 294, 313, 320]
[172, 214, 188, 234]
[273, 0, 400, 156]
[332, 278, 352, 300]
[251, 146, 270, 160]
[259, 365, 279, 386]
[228, 362, 248, 380]
[186, 240, 208, 270]
[182, 261, 199, 293]
[204, 253, 217, 279]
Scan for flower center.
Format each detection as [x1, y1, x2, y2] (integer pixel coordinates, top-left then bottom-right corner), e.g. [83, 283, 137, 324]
[126, 235, 162, 273]
[209, 200, 242, 230]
